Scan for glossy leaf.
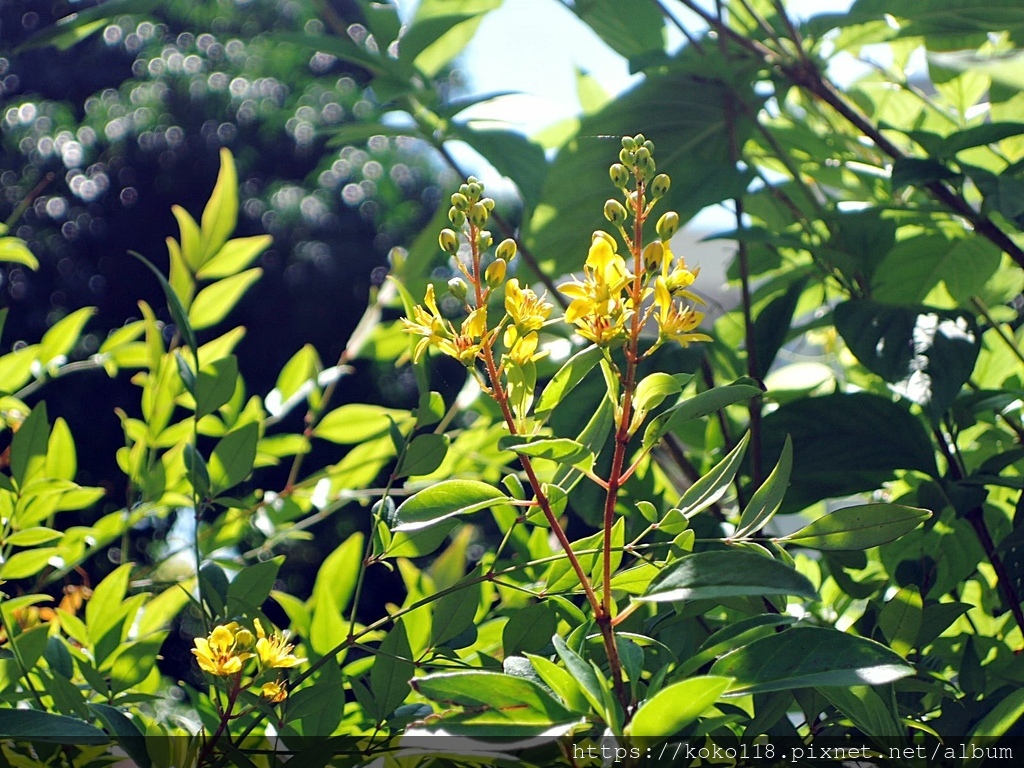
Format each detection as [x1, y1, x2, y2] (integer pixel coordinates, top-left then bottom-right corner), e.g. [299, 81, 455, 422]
[676, 432, 749, 516]
[200, 148, 238, 263]
[393, 479, 510, 531]
[395, 433, 449, 478]
[710, 627, 914, 694]
[0, 709, 107, 743]
[734, 436, 792, 538]
[431, 575, 481, 648]
[226, 556, 283, 615]
[0, 236, 40, 269]
[39, 307, 94, 367]
[778, 503, 931, 551]
[627, 676, 732, 740]
[314, 404, 408, 444]
[195, 355, 238, 418]
[411, 670, 577, 733]
[499, 436, 591, 464]
[309, 534, 363, 657]
[11, 403, 50, 487]
[536, 344, 604, 418]
[760, 393, 938, 511]
[641, 550, 816, 603]
[878, 585, 923, 657]
[643, 383, 761, 450]
[197, 235, 272, 280]
[188, 268, 263, 330]
[369, 619, 415, 721]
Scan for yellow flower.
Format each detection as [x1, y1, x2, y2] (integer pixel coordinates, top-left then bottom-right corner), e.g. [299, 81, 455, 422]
[654, 276, 712, 347]
[558, 234, 632, 345]
[402, 284, 451, 363]
[254, 619, 307, 670]
[503, 327, 547, 366]
[192, 623, 253, 677]
[505, 279, 552, 333]
[260, 681, 288, 703]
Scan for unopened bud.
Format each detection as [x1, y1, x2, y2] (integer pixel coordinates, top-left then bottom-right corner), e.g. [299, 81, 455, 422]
[604, 199, 628, 225]
[657, 211, 680, 241]
[448, 206, 466, 227]
[642, 139, 655, 154]
[234, 629, 255, 649]
[621, 136, 637, 151]
[633, 133, 646, 146]
[448, 277, 468, 301]
[593, 230, 617, 249]
[636, 157, 655, 182]
[634, 147, 651, 164]
[650, 173, 671, 199]
[477, 230, 493, 250]
[482, 197, 496, 211]
[642, 241, 664, 273]
[619, 147, 633, 166]
[609, 163, 630, 188]
[496, 238, 517, 261]
[467, 181, 483, 199]
[470, 202, 489, 228]
[450, 192, 469, 209]
[438, 228, 459, 254]
[485, 259, 507, 288]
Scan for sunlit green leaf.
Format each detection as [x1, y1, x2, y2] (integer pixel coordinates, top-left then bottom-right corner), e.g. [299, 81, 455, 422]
[393, 479, 510, 531]
[777, 503, 931, 551]
[641, 550, 816, 603]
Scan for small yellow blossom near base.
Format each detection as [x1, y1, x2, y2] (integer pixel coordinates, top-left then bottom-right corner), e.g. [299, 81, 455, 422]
[260, 681, 288, 703]
[192, 623, 253, 677]
[254, 618, 307, 669]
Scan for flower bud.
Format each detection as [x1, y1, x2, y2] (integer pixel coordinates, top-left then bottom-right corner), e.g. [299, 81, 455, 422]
[496, 238, 517, 261]
[634, 146, 651, 164]
[609, 163, 630, 189]
[450, 192, 469, 209]
[438, 228, 459, 254]
[621, 136, 637, 151]
[467, 181, 483, 199]
[619, 147, 633, 166]
[477, 229, 493, 250]
[469, 202, 489, 228]
[448, 277, 468, 301]
[642, 241, 664, 273]
[482, 197, 496, 211]
[633, 133, 646, 146]
[459, 183, 471, 197]
[642, 139, 655, 154]
[657, 211, 680, 241]
[593, 230, 617, 249]
[448, 206, 466, 227]
[234, 629, 255, 649]
[485, 259, 506, 288]
[604, 199, 628, 225]
[650, 173, 671, 199]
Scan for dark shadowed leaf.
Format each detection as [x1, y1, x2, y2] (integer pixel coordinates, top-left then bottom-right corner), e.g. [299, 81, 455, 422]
[640, 550, 817, 603]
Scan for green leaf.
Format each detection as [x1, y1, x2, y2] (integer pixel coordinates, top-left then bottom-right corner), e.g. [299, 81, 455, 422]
[188, 268, 263, 330]
[314, 404, 408, 443]
[891, 157, 959, 190]
[835, 301, 980, 420]
[535, 344, 603, 418]
[502, 602, 557, 656]
[226, 556, 283, 614]
[752, 277, 808, 379]
[760, 393, 938, 511]
[676, 432, 749, 516]
[871, 233, 1002, 305]
[0, 548, 59, 579]
[395, 433, 449, 478]
[15, 0, 160, 53]
[818, 685, 904, 748]
[678, 615, 798, 677]
[108, 634, 165, 693]
[5, 527, 63, 546]
[208, 422, 259, 494]
[402, 0, 503, 78]
[641, 550, 817, 603]
[499, 437, 591, 464]
[385, 520, 458, 559]
[370, 619, 415, 720]
[627, 676, 732, 741]
[86, 563, 133, 648]
[552, 634, 604, 714]
[195, 355, 238, 418]
[38, 307, 94, 367]
[0, 236, 40, 269]
[431, 575, 481, 648]
[710, 626, 914, 695]
[0, 709, 108, 743]
[200, 148, 239, 263]
[966, 688, 1024, 763]
[778, 503, 931, 551]
[643, 383, 761, 450]
[309, 534, 363, 657]
[569, 0, 666, 64]
[631, 372, 687, 427]
[411, 670, 577, 734]
[878, 585, 923, 657]
[196, 235, 272, 280]
[393, 479, 510, 531]
[734, 436, 792, 539]
[130, 250, 198, 352]
[416, 391, 446, 428]
[449, 123, 548, 211]
[171, 205, 203, 271]
[11, 403, 50, 487]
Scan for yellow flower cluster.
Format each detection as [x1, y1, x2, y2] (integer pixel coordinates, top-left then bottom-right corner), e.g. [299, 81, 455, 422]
[192, 619, 305, 700]
[402, 284, 486, 366]
[559, 233, 632, 346]
[647, 240, 712, 348]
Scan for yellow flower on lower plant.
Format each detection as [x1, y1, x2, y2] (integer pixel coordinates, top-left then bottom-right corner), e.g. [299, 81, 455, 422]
[558, 233, 632, 345]
[259, 680, 288, 703]
[654, 276, 712, 347]
[503, 327, 547, 366]
[254, 618, 307, 670]
[402, 284, 451, 363]
[505, 279, 552, 333]
[192, 623, 253, 677]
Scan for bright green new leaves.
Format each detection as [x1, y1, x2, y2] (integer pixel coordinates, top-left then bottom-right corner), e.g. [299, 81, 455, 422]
[0, 235, 39, 270]
[640, 550, 817, 603]
[709, 627, 914, 694]
[369, 619, 415, 722]
[401, 0, 503, 78]
[200, 148, 239, 264]
[392, 479, 510, 531]
[777, 504, 931, 551]
[188, 269, 263, 330]
[411, 671, 577, 735]
[627, 676, 732, 740]
[535, 344, 603, 419]
[308, 534, 363, 657]
[38, 307, 94, 370]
